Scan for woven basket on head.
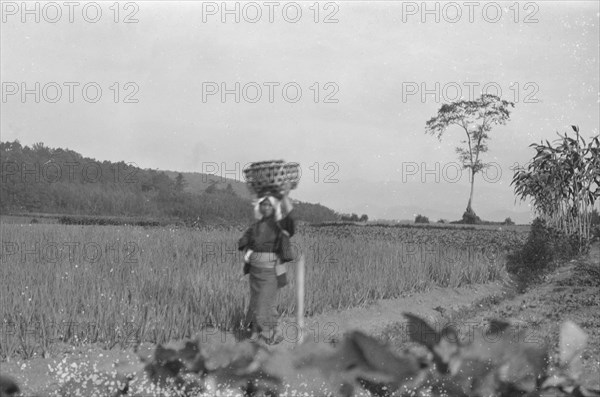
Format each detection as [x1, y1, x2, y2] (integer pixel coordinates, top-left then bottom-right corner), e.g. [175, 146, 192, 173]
[244, 160, 299, 197]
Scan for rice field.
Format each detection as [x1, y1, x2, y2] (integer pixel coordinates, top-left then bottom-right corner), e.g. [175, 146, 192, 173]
[0, 222, 529, 359]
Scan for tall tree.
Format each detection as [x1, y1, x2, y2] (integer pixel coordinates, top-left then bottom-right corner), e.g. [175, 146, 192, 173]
[224, 183, 236, 195]
[425, 94, 514, 222]
[175, 173, 187, 192]
[205, 181, 219, 194]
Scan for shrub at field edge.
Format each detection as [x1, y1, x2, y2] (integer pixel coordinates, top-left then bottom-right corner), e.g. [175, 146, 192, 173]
[506, 218, 581, 288]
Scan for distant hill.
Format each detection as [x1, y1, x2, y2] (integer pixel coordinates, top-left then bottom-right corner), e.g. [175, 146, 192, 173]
[161, 170, 341, 223]
[162, 170, 251, 199]
[0, 141, 340, 225]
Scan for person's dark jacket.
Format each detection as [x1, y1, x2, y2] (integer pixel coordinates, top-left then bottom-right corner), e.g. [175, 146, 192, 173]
[238, 212, 295, 253]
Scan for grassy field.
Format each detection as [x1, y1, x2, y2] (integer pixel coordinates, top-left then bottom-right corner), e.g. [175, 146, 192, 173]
[0, 222, 529, 359]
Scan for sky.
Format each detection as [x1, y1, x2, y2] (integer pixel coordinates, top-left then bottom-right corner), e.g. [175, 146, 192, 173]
[1, 1, 599, 223]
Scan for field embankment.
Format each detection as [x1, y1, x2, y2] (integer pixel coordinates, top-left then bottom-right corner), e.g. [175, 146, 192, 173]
[381, 241, 600, 390]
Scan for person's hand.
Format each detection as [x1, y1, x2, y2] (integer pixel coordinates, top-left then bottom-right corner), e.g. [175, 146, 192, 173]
[281, 181, 291, 196]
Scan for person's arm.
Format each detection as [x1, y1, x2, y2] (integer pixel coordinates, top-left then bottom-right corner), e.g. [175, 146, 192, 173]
[278, 182, 295, 236]
[279, 212, 295, 237]
[280, 181, 293, 216]
[238, 226, 254, 251]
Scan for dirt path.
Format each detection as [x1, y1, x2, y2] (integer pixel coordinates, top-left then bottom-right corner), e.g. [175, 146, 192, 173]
[2, 244, 598, 395]
[275, 280, 509, 348]
[381, 242, 600, 390]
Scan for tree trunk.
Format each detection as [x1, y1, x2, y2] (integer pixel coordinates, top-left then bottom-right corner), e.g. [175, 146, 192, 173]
[466, 170, 476, 215]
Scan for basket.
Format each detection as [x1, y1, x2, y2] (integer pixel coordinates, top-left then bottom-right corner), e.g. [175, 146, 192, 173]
[244, 160, 300, 197]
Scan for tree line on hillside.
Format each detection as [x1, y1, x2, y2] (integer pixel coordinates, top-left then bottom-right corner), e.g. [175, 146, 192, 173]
[339, 213, 368, 222]
[0, 141, 339, 225]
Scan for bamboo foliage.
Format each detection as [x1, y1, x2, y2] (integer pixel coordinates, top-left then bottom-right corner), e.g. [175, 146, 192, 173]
[512, 125, 600, 249]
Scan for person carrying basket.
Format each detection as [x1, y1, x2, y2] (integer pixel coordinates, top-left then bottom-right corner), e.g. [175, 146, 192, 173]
[238, 161, 298, 345]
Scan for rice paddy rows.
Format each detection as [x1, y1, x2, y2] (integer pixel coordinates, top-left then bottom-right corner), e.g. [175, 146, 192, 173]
[0, 223, 528, 359]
